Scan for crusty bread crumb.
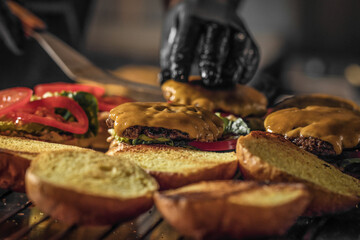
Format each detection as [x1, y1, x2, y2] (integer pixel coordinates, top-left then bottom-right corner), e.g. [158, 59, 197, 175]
[106, 142, 238, 189]
[155, 180, 310, 240]
[236, 131, 360, 215]
[26, 150, 158, 225]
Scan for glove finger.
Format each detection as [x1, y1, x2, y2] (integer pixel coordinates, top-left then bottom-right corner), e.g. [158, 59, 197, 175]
[222, 30, 259, 85]
[160, 25, 176, 84]
[227, 15, 260, 85]
[236, 34, 259, 84]
[169, 15, 203, 82]
[198, 22, 231, 87]
[160, 6, 180, 84]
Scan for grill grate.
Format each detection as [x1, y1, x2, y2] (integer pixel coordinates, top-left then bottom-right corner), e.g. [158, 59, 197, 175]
[1, 189, 360, 240]
[0, 200, 32, 225]
[0, 190, 169, 240]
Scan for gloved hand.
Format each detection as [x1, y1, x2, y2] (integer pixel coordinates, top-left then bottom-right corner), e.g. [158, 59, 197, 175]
[160, 0, 259, 88]
[0, 0, 25, 55]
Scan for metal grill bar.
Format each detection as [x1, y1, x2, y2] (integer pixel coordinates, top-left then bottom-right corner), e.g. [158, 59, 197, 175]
[138, 217, 163, 240]
[0, 190, 12, 199]
[5, 214, 50, 240]
[0, 191, 164, 240]
[96, 222, 123, 240]
[0, 201, 32, 225]
[49, 224, 77, 240]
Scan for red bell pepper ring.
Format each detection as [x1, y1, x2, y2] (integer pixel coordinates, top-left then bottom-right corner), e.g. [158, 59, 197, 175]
[34, 82, 105, 98]
[188, 138, 238, 151]
[6, 96, 89, 134]
[97, 95, 134, 112]
[0, 87, 33, 116]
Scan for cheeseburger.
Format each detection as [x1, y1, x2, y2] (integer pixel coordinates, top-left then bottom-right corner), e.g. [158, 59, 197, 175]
[265, 106, 360, 157]
[106, 102, 250, 152]
[161, 77, 268, 118]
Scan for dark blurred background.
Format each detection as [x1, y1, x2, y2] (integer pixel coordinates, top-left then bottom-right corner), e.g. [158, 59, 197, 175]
[0, 0, 359, 103]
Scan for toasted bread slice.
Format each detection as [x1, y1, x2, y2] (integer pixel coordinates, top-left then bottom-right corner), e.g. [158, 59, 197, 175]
[106, 141, 238, 189]
[155, 180, 310, 240]
[0, 135, 85, 192]
[236, 131, 360, 215]
[26, 150, 159, 225]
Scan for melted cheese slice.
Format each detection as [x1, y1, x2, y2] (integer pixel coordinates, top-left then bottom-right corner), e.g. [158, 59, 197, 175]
[264, 106, 360, 154]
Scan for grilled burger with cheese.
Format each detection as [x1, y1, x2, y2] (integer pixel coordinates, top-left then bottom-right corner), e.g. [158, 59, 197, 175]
[106, 102, 245, 189]
[264, 106, 360, 157]
[161, 77, 268, 130]
[106, 102, 250, 152]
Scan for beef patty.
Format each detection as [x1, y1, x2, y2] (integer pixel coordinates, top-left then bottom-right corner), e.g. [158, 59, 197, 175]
[286, 136, 336, 157]
[106, 118, 190, 141]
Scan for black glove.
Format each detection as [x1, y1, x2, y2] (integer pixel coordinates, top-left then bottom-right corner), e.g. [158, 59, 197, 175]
[160, 0, 259, 88]
[0, 0, 25, 55]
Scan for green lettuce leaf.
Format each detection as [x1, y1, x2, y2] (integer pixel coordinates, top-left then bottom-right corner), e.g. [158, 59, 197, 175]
[216, 113, 250, 136]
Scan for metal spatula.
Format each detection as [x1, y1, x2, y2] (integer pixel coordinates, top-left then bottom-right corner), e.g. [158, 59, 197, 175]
[7, 1, 164, 101]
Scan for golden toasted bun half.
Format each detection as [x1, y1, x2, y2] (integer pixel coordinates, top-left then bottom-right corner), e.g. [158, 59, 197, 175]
[162, 78, 268, 117]
[273, 93, 360, 113]
[106, 141, 238, 190]
[0, 135, 85, 192]
[236, 131, 360, 216]
[155, 180, 310, 240]
[26, 150, 158, 225]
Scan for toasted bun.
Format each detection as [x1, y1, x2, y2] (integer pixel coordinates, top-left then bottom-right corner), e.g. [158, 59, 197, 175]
[162, 78, 268, 117]
[154, 180, 310, 239]
[273, 93, 360, 113]
[0, 135, 84, 192]
[106, 141, 238, 190]
[236, 131, 360, 215]
[26, 150, 159, 225]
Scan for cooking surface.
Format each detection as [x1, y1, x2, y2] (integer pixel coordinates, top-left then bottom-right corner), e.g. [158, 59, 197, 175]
[1, 189, 360, 240]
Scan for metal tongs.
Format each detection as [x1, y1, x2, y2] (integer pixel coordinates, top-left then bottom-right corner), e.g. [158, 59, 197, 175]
[7, 1, 163, 101]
